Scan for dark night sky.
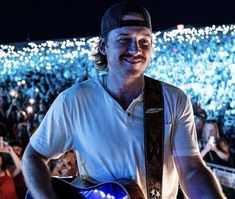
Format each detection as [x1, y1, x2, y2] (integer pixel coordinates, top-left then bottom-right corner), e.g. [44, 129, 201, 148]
[0, 0, 235, 44]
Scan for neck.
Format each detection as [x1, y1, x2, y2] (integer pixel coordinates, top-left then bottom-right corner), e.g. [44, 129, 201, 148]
[106, 73, 144, 109]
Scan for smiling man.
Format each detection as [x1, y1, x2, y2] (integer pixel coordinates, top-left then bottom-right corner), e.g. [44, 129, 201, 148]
[22, 1, 226, 199]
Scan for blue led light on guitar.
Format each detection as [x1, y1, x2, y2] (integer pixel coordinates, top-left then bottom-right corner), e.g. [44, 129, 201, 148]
[79, 183, 130, 199]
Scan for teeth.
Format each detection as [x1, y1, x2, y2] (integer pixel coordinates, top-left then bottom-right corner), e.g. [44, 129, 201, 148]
[125, 58, 141, 62]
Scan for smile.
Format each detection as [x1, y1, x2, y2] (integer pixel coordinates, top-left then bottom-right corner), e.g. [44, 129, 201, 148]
[124, 58, 144, 64]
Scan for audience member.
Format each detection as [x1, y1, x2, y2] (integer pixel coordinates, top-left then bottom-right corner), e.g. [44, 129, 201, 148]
[9, 140, 27, 199]
[200, 120, 231, 166]
[194, 113, 206, 149]
[0, 137, 21, 199]
[15, 111, 29, 149]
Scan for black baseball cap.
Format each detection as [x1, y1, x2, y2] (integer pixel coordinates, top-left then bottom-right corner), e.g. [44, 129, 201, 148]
[101, 1, 152, 36]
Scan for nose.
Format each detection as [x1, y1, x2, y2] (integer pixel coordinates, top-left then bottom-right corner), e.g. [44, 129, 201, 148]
[128, 40, 140, 55]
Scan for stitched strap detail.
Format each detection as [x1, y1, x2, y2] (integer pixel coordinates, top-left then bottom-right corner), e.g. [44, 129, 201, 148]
[144, 76, 164, 199]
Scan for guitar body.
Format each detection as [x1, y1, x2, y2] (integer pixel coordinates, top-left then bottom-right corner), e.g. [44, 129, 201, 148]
[25, 177, 144, 199]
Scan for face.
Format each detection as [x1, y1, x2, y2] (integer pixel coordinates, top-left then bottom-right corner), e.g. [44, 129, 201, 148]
[103, 15, 152, 79]
[194, 116, 204, 134]
[204, 123, 218, 140]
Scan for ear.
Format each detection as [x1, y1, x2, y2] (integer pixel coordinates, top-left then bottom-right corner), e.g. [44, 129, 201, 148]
[98, 39, 106, 55]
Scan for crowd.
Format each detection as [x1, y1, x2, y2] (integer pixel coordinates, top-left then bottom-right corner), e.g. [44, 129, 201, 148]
[0, 24, 235, 198]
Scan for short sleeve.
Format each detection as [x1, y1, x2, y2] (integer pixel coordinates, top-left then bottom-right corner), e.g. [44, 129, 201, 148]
[172, 93, 200, 156]
[30, 93, 74, 158]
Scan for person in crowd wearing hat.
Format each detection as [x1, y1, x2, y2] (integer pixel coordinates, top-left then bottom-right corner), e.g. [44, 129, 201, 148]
[22, 1, 225, 199]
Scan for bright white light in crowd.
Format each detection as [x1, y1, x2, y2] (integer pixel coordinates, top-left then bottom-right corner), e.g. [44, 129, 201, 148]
[46, 65, 52, 70]
[177, 24, 184, 30]
[29, 98, 35, 104]
[17, 81, 22, 86]
[0, 24, 235, 120]
[9, 89, 18, 97]
[26, 106, 33, 113]
[35, 88, 39, 93]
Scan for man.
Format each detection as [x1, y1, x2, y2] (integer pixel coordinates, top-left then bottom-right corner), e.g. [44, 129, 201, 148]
[22, 1, 226, 199]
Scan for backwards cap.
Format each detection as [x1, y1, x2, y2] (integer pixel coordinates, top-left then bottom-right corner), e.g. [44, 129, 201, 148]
[101, 1, 152, 36]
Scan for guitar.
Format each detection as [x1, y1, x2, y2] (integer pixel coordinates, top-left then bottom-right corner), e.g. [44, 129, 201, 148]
[25, 177, 144, 199]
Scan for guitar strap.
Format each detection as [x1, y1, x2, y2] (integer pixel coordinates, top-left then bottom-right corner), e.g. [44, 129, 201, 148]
[144, 76, 164, 199]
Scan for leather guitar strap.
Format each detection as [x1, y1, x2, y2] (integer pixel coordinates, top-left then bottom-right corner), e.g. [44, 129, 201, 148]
[144, 76, 164, 199]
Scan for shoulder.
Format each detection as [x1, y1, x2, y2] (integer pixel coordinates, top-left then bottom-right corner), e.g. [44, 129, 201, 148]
[162, 81, 186, 96]
[148, 78, 193, 120]
[58, 76, 101, 102]
[148, 77, 188, 101]
[218, 137, 229, 147]
[63, 76, 99, 94]
[145, 76, 186, 97]
[162, 81, 190, 107]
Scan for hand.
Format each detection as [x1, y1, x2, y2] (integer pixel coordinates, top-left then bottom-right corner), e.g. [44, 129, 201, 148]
[204, 141, 215, 152]
[0, 137, 13, 154]
[210, 144, 218, 153]
[0, 145, 13, 154]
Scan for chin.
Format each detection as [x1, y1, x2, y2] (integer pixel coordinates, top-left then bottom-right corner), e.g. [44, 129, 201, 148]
[125, 70, 145, 78]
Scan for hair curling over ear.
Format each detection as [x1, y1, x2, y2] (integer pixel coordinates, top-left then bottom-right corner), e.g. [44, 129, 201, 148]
[98, 39, 106, 55]
[93, 36, 109, 70]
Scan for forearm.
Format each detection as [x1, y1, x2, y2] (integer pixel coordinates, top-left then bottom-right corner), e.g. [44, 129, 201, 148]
[10, 150, 21, 177]
[200, 148, 209, 158]
[175, 155, 226, 199]
[181, 163, 226, 199]
[22, 145, 58, 199]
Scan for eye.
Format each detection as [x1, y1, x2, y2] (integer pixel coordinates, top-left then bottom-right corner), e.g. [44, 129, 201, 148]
[140, 39, 151, 46]
[118, 37, 130, 43]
